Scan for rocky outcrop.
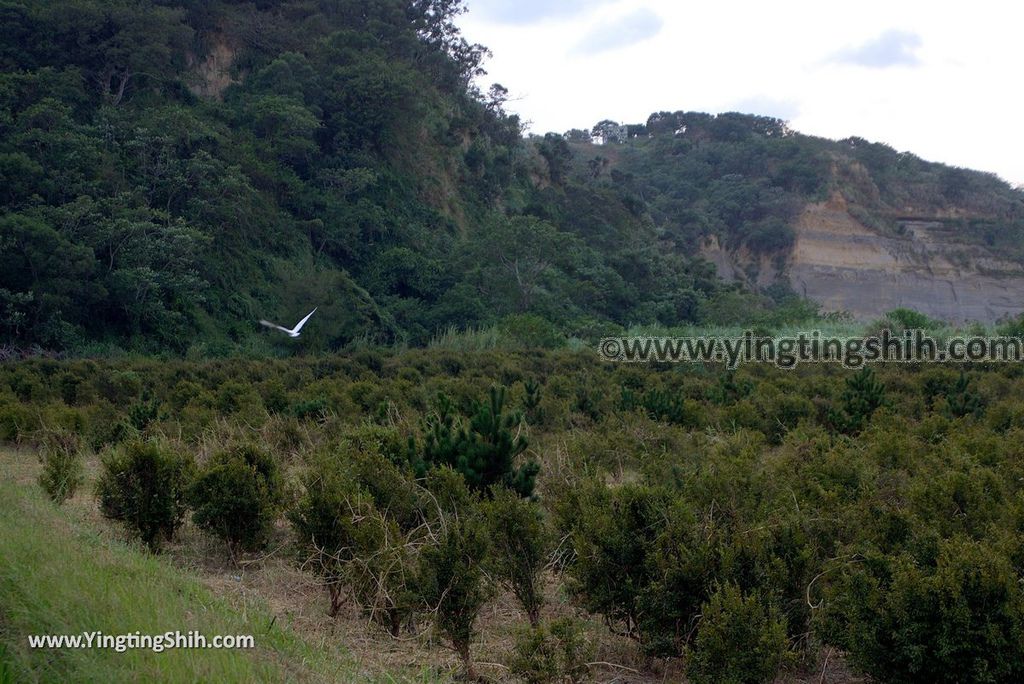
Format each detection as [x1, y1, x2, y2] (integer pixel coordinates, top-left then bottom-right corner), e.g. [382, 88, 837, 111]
[703, 194, 1024, 323]
[187, 37, 241, 100]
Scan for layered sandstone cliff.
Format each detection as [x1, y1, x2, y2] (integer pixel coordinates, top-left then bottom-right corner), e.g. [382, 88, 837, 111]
[704, 194, 1024, 323]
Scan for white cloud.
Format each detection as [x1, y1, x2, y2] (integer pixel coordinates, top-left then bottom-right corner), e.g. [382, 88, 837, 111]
[829, 29, 922, 68]
[459, 0, 1024, 185]
[466, 0, 616, 24]
[729, 96, 801, 122]
[571, 8, 663, 56]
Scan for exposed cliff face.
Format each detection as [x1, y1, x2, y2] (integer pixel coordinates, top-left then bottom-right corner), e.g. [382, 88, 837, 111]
[704, 194, 1024, 323]
[186, 36, 241, 99]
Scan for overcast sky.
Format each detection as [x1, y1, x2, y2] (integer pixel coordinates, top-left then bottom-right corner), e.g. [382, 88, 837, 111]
[458, 0, 1024, 186]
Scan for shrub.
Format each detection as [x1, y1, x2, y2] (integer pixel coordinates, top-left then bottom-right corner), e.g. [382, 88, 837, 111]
[997, 312, 1024, 337]
[345, 447, 422, 532]
[508, 617, 592, 683]
[289, 461, 373, 617]
[886, 307, 941, 331]
[942, 371, 984, 419]
[566, 481, 669, 646]
[498, 314, 565, 349]
[290, 397, 328, 420]
[84, 401, 134, 451]
[483, 488, 551, 625]
[820, 538, 1024, 683]
[621, 386, 697, 427]
[188, 444, 285, 553]
[416, 506, 491, 679]
[126, 391, 161, 431]
[709, 372, 754, 405]
[96, 439, 194, 551]
[522, 377, 543, 425]
[37, 429, 84, 505]
[57, 371, 88, 405]
[289, 443, 421, 631]
[686, 584, 789, 684]
[259, 378, 289, 413]
[422, 465, 476, 520]
[345, 508, 418, 637]
[93, 370, 142, 405]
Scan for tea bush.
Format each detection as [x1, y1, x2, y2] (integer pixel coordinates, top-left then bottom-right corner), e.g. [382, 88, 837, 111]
[483, 487, 551, 625]
[686, 584, 790, 684]
[820, 538, 1024, 683]
[37, 428, 84, 505]
[288, 458, 374, 617]
[188, 444, 285, 553]
[508, 617, 592, 683]
[4, 350, 1024, 680]
[96, 439, 195, 551]
[416, 506, 492, 679]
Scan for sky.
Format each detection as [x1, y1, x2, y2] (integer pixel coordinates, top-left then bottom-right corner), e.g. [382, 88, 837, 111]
[457, 0, 1024, 186]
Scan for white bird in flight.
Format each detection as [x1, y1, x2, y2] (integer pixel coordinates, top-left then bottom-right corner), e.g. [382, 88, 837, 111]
[260, 308, 317, 338]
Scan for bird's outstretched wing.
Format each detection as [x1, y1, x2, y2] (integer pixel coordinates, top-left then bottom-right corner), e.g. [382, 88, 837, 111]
[291, 307, 318, 334]
[260, 320, 292, 334]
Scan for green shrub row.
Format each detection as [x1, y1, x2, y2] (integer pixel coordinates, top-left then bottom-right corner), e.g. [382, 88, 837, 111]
[6, 351, 1024, 681]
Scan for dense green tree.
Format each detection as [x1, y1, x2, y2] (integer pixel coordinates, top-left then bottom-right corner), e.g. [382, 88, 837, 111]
[0, 0, 1019, 355]
[415, 386, 539, 497]
[821, 539, 1024, 683]
[686, 584, 789, 684]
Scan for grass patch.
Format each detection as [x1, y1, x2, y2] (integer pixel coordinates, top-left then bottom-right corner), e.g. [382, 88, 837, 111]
[0, 450, 374, 683]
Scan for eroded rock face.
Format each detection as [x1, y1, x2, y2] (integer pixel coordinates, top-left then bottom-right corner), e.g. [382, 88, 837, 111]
[187, 38, 240, 100]
[789, 198, 1024, 323]
[703, 195, 1024, 323]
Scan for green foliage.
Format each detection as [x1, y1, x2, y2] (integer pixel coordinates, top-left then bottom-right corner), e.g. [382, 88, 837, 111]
[289, 397, 328, 421]
[829, 367, 886, 434]
[416, 507, 491, 678]
[96, 439, 194, 551]
[344, 507, 418, 637]
[11, 348, 1024, 680]
[497, 314, 566, 349]
[344, 442, 422, 531]
[127, 391, 161, 431]
[11, 0, 1003, 351]
[0, 396, 35, 442]
[288, 457, 373, 617]
[522, 377, 543, 424]
[996, 312, 1024, 337]
[414, 386, 539, 497]
[820, 538, 1024, 683]
[508, 617, 592, 684]
[686, 584, 789, 684]
[565, 481, 669, 650]
[621, 386, 696, 427]
[482, 488, 551, 625]
[37, 428, 84, 504]
[886, 308, 942, 331]
[290, 437, 421, 630]
[943, 371, 984, 419]
[188, 444, 285, 553]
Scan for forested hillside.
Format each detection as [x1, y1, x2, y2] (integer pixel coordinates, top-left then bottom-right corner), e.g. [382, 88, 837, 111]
[2, 0, 1022, 353]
